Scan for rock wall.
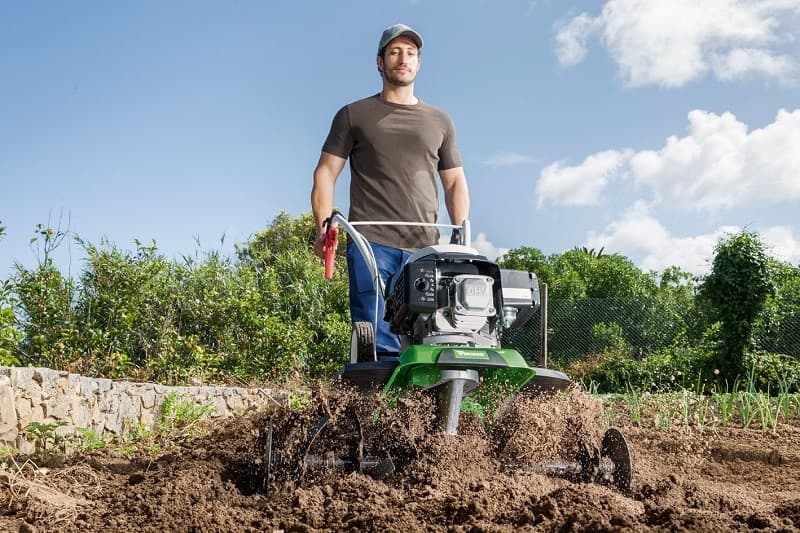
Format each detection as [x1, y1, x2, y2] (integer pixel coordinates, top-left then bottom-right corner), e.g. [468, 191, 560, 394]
[0, 366, 287, 454]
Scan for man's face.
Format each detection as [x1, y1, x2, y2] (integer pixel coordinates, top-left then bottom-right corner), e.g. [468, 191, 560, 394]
[377, 36, 420, 87]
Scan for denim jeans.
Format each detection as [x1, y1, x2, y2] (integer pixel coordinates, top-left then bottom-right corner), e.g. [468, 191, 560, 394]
[346, 241, 413, 357]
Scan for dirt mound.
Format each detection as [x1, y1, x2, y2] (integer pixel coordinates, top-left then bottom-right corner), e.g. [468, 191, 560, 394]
[2, 386, 800, 532]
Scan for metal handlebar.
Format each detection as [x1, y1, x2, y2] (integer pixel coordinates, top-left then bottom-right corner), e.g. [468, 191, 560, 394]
[325, 212, 472, 295]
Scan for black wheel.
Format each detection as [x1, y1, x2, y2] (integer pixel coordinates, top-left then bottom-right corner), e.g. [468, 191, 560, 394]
[351, 321, 376, 363]
[600, 428, 633, 492]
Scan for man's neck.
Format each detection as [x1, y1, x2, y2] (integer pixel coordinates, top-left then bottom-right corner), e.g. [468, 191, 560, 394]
[381, 84, 418, 105]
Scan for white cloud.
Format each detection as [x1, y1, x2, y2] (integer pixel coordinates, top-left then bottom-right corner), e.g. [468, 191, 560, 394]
[583, 201, 800, 276]
[554, 13, 601, 67]
[762, 225, 800, 264]
[555, 0, 799, 87]
[436, 231, 508, 261]
[630, 108, 800, 210]
[482, 152, 536, 167]
[472, 232, 509, 262]
[584, 201, 722, 275]
[536, 149, 632, 207]
[537, 108, 800, 212]
[711, 47, 796, 81]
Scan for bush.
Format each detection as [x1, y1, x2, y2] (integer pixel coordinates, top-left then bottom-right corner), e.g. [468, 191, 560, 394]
[742, 351, 800, 393]
[0, 282, 22, 366]
[6, 215, 352, 385]
[571, 344, 717, 393]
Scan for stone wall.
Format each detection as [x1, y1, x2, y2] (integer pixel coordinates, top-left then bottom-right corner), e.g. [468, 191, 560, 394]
[0, 366, 287, 454]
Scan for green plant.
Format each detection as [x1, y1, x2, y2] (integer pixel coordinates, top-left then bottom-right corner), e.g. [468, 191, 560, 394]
[679, 390, 692, 431]
[0, 288, 22, 366]
[756, 392, 778, 432]
[0, 444, 18, 459]
[712, 387, 735, 427]
[653, 393, 675, 430]
[24, 421, 69, 457]
[600, 396, 619, 427]
[287, 388, 312, 410]
[694, 393, 710, 429]
[157, 392, 216, 443]
[71, 427, 110, 452]
[738, 391, 756, 428]
[624, 384, 643, 426]
[700, 231, 772, 384]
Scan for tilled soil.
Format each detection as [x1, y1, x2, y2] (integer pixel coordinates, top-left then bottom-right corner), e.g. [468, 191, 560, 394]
[2, 386, 800, 532]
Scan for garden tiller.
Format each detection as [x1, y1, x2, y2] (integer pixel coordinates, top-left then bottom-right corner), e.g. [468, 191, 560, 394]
[265, 213, 632, 492]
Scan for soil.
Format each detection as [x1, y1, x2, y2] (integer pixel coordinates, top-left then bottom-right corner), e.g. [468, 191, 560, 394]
[2, 384, 800, 533]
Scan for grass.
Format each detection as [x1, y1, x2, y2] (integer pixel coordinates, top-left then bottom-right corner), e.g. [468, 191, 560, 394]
[590, 376, 800, 432]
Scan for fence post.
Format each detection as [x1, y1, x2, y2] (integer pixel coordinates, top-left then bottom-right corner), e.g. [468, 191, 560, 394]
[539, 282, 548, 368]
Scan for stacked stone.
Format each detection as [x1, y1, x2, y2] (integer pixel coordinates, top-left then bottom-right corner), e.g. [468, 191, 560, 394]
[0, 366, 285, 454]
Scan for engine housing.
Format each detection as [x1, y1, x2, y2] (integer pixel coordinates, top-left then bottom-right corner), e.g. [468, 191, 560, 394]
[384, 245, 539, 349]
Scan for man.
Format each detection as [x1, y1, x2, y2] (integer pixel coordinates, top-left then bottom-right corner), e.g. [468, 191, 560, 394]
[311, 23, 470, 358]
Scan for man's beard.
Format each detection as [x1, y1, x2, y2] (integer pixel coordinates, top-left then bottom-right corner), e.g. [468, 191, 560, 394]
[383, 68, 416, 87]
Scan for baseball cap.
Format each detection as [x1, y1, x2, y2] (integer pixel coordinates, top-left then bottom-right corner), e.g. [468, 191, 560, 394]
[378, 24, 424, 55]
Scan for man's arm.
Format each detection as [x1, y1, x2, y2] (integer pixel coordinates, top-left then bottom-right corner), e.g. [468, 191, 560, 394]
[311, 151, 347, 258]
[439, 166, 470, 226]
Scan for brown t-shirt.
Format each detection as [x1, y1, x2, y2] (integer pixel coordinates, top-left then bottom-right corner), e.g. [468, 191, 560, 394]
[322, 94, 462, 250]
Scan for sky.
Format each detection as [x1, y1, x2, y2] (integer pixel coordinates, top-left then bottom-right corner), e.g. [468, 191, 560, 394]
[1, 0, 799, 282]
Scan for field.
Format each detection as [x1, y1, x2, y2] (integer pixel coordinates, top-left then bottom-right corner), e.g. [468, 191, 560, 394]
[1, 386, 800, 532]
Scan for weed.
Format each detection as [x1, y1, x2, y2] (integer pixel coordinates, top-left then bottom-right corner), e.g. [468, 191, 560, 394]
[287, 388, 312, 410]
[72, 428, 110, 452]
[602, 399, 618, 427]
[23, 421, 69, 457]
[157, 392, 216, 443]
[0, 445, 18, 459]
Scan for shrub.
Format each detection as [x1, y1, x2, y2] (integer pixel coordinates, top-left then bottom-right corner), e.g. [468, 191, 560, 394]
[573, 344, 717, 393]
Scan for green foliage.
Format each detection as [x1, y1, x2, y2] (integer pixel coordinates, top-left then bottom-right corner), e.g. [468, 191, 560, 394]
[589, 322, 629, 353]
[498, 247, 552, 284]
[742, 351, 800, 393]
[23, 421, 69, 458]
[572, 344, 717, 394]
[700, 231, 772, 383]
[5, 213, 351, 384]
[71, 427, 110, 452]
[157, 392, 215, 442]
[753, 259, 800, 358]
[3, 214, 798, 398]
[0, 282, 22, 365]
[13, 263, 78, 370]
[576, 343, 800, 395]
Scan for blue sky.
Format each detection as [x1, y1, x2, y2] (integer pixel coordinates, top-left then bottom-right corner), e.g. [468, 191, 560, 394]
[2, 0, 799, 281]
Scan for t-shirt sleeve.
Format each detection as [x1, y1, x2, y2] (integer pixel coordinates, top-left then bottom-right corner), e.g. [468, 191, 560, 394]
[437, 113, 463, 171]
[321, 106, 353, 159]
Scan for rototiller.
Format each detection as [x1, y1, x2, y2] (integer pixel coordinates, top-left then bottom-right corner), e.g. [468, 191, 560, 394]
[264, 214, 632, 491]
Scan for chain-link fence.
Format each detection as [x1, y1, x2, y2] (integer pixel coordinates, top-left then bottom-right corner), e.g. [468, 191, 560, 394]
[503, 292, 800, 369]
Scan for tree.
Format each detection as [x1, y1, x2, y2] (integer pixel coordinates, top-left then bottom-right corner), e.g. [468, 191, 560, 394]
[497, 247, 552, 285]
[700, 231, 772, 383]
[753, 259, 800, 358]
[237, 211, 319, 267]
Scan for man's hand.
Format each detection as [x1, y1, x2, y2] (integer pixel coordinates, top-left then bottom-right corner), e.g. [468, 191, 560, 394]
[313, 234, 326, 259]
[449, 227, 462, 245]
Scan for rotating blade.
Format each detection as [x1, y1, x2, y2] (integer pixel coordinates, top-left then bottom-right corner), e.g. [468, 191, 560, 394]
[600, 428, 632, 492]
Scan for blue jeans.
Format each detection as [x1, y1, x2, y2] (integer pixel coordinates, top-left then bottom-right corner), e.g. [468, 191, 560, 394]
[347, 241, 413, 357]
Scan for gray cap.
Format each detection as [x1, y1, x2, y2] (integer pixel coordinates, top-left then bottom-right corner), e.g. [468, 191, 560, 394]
[378, 23, 423, 55]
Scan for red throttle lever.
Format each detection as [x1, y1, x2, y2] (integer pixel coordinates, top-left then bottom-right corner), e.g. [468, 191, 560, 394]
[323, 225, 339, 279]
